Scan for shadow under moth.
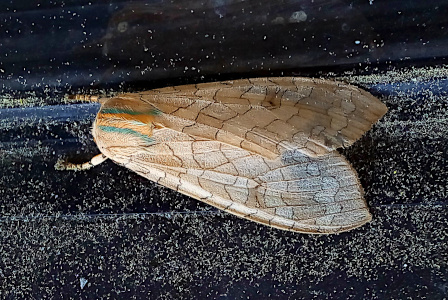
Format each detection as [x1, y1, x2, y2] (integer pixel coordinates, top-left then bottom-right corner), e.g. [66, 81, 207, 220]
[57, 77, 387, 234]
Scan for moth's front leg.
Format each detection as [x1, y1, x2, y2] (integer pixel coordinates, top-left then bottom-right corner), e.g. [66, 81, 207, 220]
[65, 93, 115, 106]
[65, 94, 101, 103]
[55, 153, 108, 171]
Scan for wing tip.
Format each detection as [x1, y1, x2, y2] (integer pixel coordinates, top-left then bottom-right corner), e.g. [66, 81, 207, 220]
[232, 205, 372, 235]
[284, 209, 372, 235]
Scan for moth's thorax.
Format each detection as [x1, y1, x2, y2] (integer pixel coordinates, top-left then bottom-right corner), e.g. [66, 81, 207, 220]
[92, 97, 161, 152]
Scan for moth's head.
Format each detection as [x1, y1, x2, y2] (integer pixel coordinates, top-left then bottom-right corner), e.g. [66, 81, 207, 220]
[92, 97, 161, 148]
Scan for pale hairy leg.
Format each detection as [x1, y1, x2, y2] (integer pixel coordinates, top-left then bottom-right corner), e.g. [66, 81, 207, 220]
[55, 153, 108, 171]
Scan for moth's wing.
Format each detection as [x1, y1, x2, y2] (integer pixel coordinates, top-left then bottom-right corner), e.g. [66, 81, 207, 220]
[137, 77, 388, 158]
[99, 128, 371, 234]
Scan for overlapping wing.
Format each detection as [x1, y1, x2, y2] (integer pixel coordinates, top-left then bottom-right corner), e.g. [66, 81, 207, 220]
[96, 127, 371, 234]
[135, 77, 387, 158]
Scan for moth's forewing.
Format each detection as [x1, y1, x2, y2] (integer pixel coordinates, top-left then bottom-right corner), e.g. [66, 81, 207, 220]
[138, 77, 387, 158]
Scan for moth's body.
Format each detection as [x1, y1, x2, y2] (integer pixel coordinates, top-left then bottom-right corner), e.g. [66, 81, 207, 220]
[62, 77, 387, 234]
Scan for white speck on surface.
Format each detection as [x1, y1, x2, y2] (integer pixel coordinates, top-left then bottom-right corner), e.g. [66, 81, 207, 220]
[289, 11, 307, 23]
[355, 40, 361, 45]
[80, 277, 88, 289]
[117, 21, 128, 33]
[271, 17, 284, 24]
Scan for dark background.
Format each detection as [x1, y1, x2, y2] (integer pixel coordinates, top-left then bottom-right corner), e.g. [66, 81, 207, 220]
[0, 0, 447, 299]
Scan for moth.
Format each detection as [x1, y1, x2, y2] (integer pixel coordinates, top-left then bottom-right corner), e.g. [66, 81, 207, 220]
[57, 77, 387, 234]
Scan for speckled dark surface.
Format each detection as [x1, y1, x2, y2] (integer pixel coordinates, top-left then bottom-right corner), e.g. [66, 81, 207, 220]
[1, 0, 447, 299]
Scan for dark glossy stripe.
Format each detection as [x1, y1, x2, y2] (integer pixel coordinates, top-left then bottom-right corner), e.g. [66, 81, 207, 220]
[100, 108, 161, 115]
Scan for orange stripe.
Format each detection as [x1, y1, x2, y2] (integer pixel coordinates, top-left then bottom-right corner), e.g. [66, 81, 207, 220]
[98, 112, 156, 124]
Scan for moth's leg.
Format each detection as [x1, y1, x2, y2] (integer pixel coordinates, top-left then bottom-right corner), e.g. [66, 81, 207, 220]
[64, 94, 111, 105]
[65, 94, 100, 102]
[55, 153, 108, 171]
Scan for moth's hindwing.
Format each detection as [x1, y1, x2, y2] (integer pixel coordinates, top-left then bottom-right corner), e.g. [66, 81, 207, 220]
[96, 127, 370, 234]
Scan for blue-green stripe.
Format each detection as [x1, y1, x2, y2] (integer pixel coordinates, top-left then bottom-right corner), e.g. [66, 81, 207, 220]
[98, 126, 154, 144]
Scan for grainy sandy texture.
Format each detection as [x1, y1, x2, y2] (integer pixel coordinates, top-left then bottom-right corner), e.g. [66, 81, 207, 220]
[0, 66, 447, 298]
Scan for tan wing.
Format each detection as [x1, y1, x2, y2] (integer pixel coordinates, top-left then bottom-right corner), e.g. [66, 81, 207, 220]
[134, 77, 387, 158]
[96, 127, 371, 234]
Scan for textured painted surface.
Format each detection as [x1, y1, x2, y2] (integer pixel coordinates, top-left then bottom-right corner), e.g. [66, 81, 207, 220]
[0, 0, 447, 297]
[1, 68, 446, 298]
